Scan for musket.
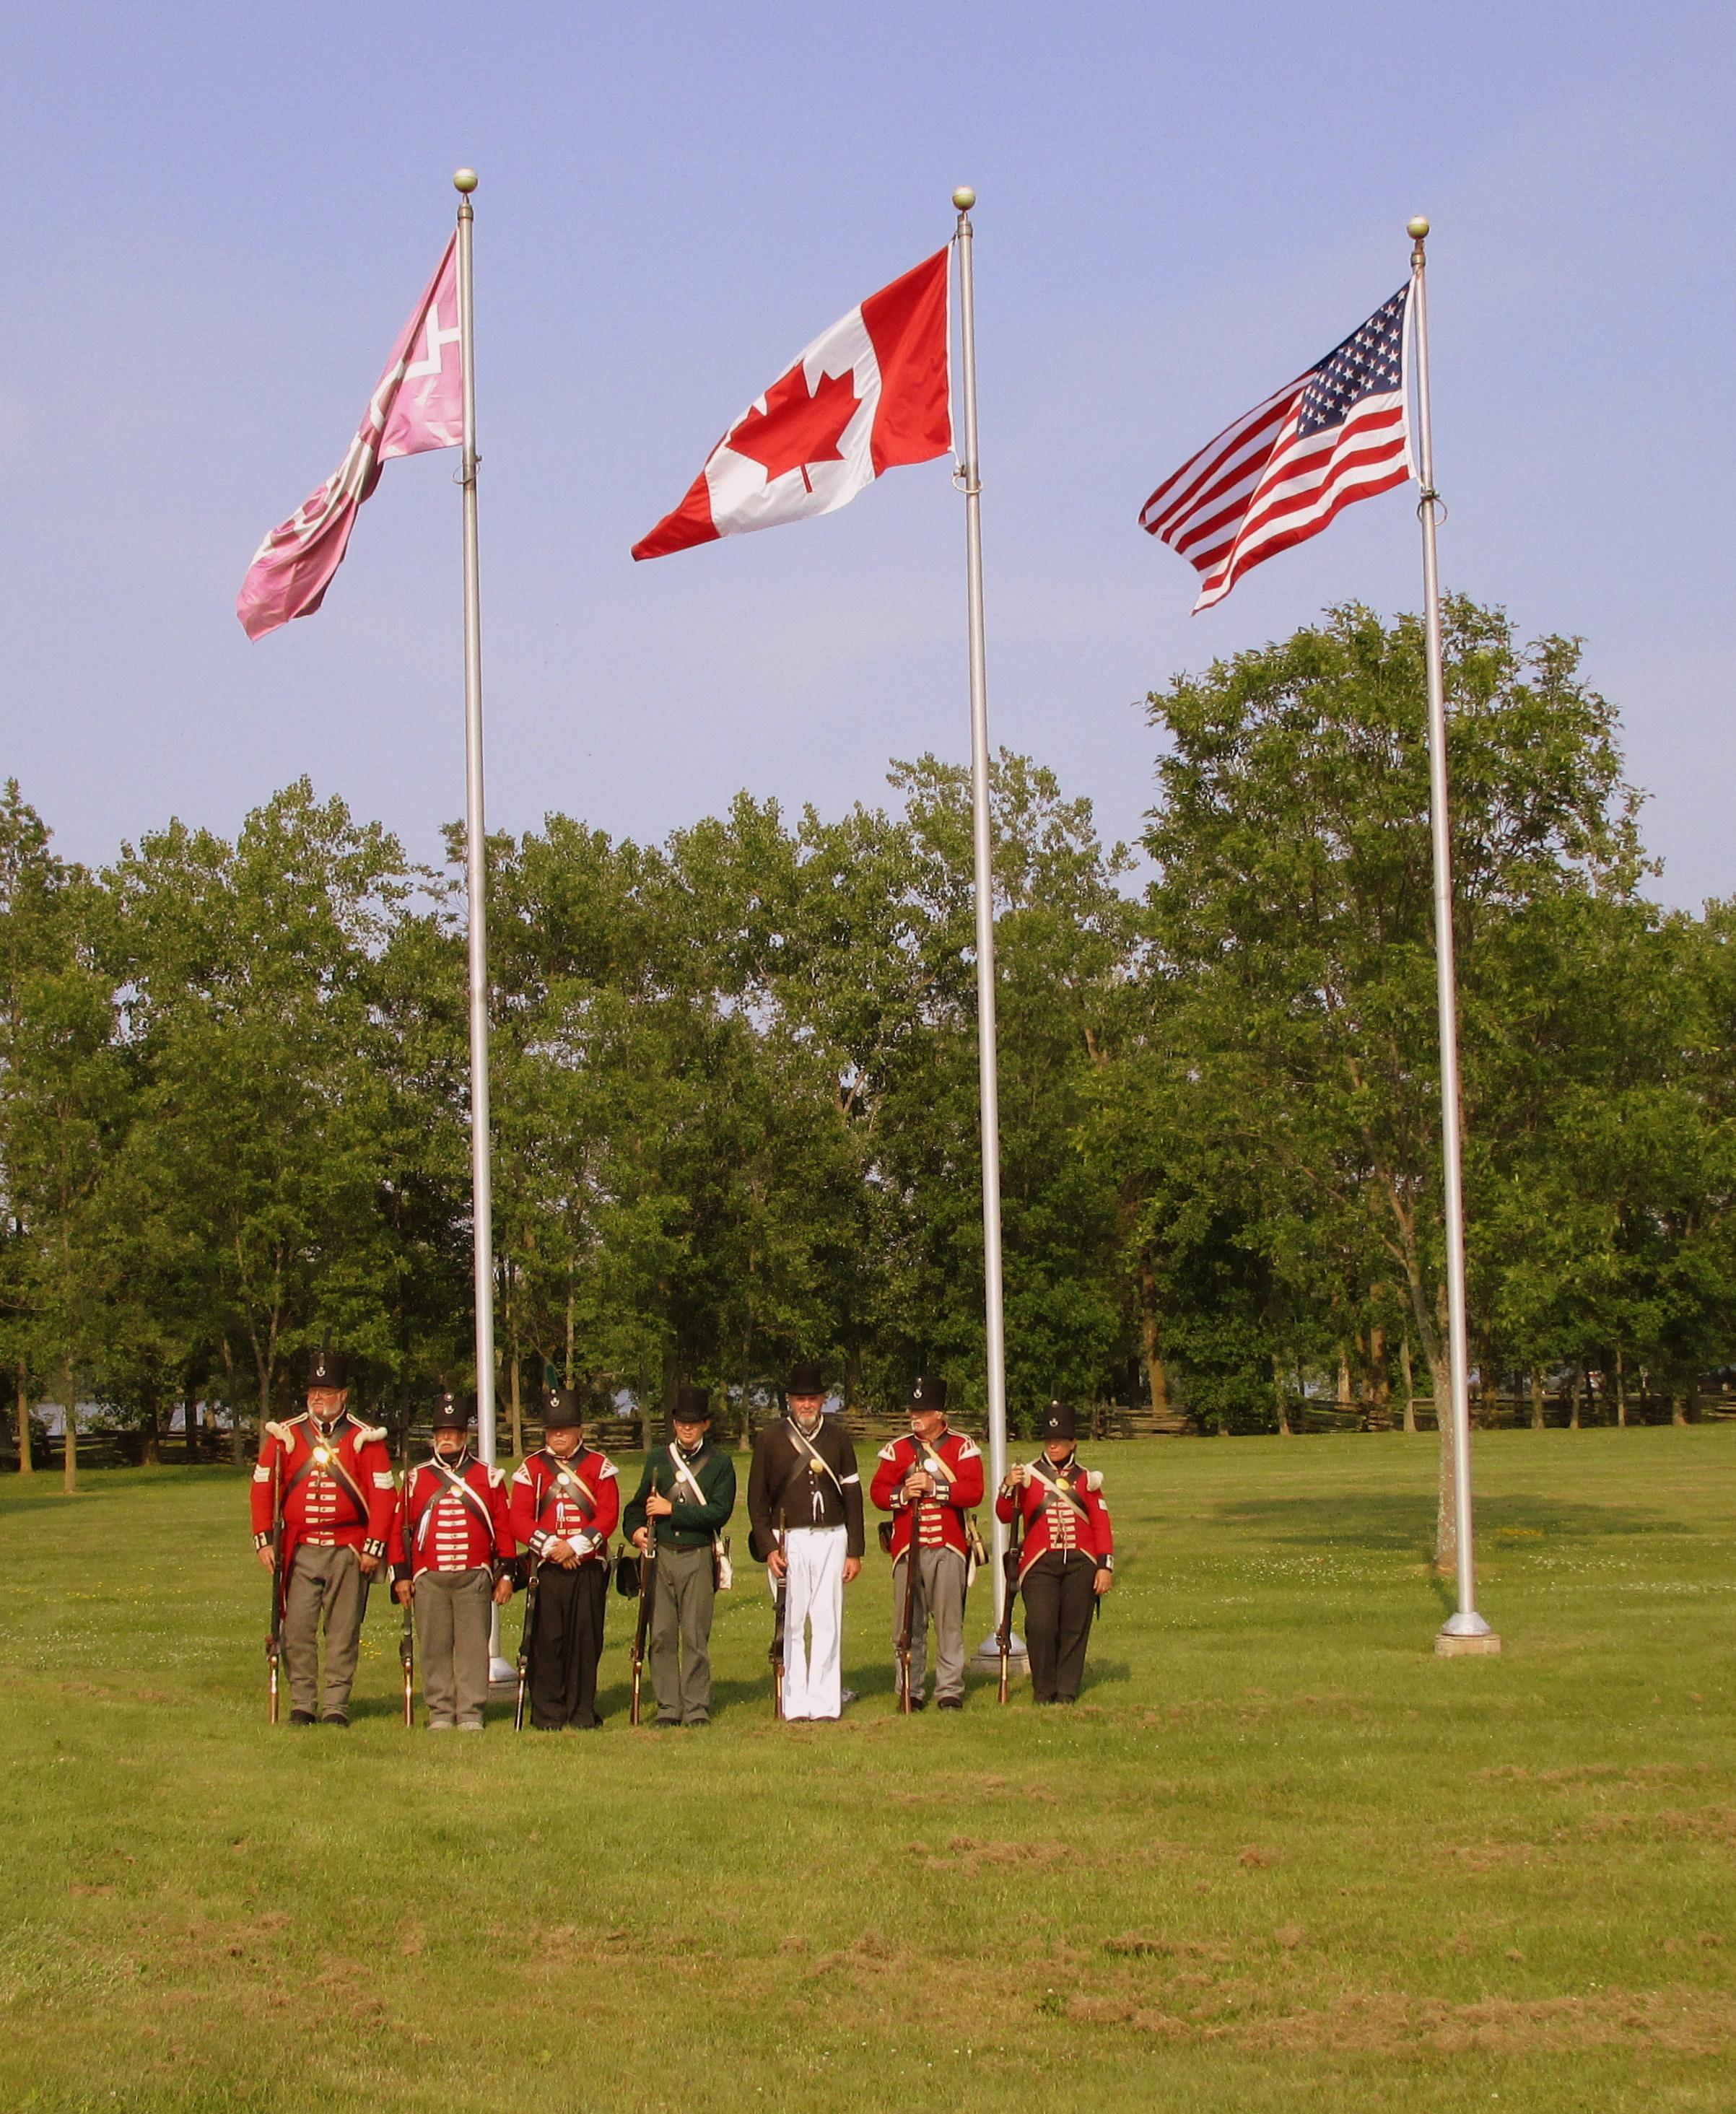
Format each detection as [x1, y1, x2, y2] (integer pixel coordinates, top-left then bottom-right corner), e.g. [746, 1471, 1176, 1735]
[513, 1558, 541, 1732]
[399, 1589, 416, 1728]
[396, 1467, 423, 1728]
[266, 1453, 284, 1725]
[997, 1476, 1025, 1705]
[629, 1497, 658, 1727]
[769, 1508, 786, 1720]
[897, 1482, 924, 1714]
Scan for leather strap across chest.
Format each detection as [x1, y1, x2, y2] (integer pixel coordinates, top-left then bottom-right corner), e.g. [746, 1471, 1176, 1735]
[535, 1451, 600, 1527]
[667, 1443, 710, 1506]
[914, 1434, 961, 1500]
[411, 1457, 494, 1547]
[1026, 1459, 1091, 1521]
[780, 1420, 843, 1514]
[284, 1423, 371, 1524]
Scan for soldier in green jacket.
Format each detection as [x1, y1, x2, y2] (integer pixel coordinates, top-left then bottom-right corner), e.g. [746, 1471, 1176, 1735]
[624, 1384, 737, 1726]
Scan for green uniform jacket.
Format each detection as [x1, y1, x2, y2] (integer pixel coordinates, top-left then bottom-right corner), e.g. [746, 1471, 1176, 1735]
[621, 1439, 737, 1550]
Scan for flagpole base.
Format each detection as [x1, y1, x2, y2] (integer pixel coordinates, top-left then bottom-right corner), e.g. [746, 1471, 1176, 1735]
[1436, 1610, 1501, 1656]
[968, 1630, 1028, 1678]
[487, 1607, 516, 1690]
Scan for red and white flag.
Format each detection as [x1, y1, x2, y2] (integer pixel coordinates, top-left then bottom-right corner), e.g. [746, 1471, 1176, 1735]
[237, 238, 464, 640]
[632, 248, 951, 561]
[1140, 286, 1412, 611]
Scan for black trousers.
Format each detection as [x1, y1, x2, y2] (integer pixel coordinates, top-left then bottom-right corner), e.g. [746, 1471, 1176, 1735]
[529, 1561, 607, 1728]
[1021, 1552, 1098, 1702]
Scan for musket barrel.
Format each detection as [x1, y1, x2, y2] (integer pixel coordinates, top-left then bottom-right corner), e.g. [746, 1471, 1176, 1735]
[266, 1455, 284, 1725]
[513, 1560, 538, 1733]
[897, 1490, 922, 1714]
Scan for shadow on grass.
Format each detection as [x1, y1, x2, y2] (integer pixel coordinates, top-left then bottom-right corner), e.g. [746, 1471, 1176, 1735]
[1081, 1656, 1132, 1688]
[1213, 1491, 1679, 1563]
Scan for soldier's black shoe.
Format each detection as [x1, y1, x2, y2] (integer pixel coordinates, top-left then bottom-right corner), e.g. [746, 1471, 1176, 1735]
[938, 1697, 964, 1711]
[320, 1713, 350, 1727]
[289, 1710, 316, 1726]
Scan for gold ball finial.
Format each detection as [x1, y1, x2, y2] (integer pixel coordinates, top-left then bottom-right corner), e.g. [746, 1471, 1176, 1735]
[453, 167, 479, 195]
[1407, 215, 1430, 240]
[952, 185, 976, 212]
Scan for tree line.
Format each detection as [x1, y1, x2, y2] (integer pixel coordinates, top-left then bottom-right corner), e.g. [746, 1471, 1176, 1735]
[5, 599, 1732, 1554]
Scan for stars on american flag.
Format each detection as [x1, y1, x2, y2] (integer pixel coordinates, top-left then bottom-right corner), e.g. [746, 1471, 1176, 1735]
[1297, 290, 1409, 438]
[1138, 282, 1414, 611]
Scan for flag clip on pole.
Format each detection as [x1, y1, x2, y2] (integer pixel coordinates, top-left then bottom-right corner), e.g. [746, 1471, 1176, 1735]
[453, 168, 512, 1686]
[1410, 216, 1498, 1658]
[951, 190, 1024, 1681]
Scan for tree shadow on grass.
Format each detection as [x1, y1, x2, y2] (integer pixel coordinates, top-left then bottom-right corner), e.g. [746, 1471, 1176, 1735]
[1213, 1491, 1679, 1563]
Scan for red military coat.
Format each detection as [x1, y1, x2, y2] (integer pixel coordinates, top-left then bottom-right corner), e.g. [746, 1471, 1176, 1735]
[250, 1411, 397, 1572]
[508, 1446, 619, 1563]
[870, 1426, 985, 1560]
[389, 1454, 515, 1581]
[995, 1454, 1114, 1581]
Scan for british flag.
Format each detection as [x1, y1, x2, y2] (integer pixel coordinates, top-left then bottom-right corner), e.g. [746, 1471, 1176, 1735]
[1140, 287, 1412, 611]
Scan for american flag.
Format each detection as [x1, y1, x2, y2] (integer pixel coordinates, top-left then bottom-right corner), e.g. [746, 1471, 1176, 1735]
[1140, 287, 1413, 611]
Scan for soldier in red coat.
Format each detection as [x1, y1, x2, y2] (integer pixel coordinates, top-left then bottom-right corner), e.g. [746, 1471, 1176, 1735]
[389, 1390, 515, 1731]
[995, 1399, 1115, 1704]
[508, 1384, 619, 1729]
[249, 1348, 396, 1726]
[870, 1376, 985, 1710]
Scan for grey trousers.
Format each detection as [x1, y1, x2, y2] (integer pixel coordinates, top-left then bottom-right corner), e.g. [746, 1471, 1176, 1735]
[284, 1543, 370, 1719]
[651, 1543, 716, 1724]
[414, 1568, 493, 1726]
[891, 1546, 968, 1703]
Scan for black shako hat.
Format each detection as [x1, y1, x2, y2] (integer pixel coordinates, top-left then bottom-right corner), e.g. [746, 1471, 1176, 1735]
[907, 1375, 948, 1413]
[543, 1383, 583, 1431]
[307, 1348, 350, 1391]
[786, 1363, 826, 1398]
[432, 1389, 474, 1431]
[671, 1383, 711, 1428]
[1042, 1399, 1077, 1443]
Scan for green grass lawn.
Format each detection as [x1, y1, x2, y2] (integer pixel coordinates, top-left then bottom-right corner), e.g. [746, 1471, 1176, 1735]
[1, 1428, 1732, 2113]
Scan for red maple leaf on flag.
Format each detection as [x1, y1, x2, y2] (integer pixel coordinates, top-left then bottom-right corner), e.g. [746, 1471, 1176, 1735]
[725, 362, 860, 492]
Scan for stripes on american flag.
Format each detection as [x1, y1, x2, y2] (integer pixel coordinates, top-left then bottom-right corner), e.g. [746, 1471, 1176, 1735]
[1140, 286, 1413, 612]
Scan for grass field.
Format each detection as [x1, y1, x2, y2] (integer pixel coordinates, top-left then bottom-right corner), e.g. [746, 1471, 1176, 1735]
[1, 1428, 1732, 2113]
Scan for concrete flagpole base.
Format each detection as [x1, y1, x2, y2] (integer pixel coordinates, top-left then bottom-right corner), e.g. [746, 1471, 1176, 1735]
[1435, 1629, 1502, 1656]
[487, 1605, 517, 1692]
[968, 1629, 1029, 1678]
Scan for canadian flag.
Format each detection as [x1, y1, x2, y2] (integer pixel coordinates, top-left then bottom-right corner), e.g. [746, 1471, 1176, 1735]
[632, 248, 952, 561]
[237, 237, 464, 640]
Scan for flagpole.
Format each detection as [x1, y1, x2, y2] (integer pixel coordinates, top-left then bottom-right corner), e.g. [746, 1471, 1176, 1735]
[1409, 215, 1498, 1658]
[453, 168, 510, 1683]
[951, 189, 1022, 1677]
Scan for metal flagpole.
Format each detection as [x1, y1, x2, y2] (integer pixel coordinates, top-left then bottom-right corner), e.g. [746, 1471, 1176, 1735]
[951, 188, 1023, 1678]
[1408, 215, 1499, 1658]
[452, 168, 512, 1683]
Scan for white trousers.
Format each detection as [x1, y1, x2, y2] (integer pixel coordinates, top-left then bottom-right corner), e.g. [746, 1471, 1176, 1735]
[782, 1524, 847, 1720]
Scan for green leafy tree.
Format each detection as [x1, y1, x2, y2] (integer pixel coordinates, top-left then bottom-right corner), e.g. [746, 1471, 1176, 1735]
[1141, 600, 1647, 1559]
[105, 782, 423, 1454]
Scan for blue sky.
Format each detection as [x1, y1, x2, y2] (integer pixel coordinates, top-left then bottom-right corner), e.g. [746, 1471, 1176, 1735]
[5, 2, 1730, 905]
